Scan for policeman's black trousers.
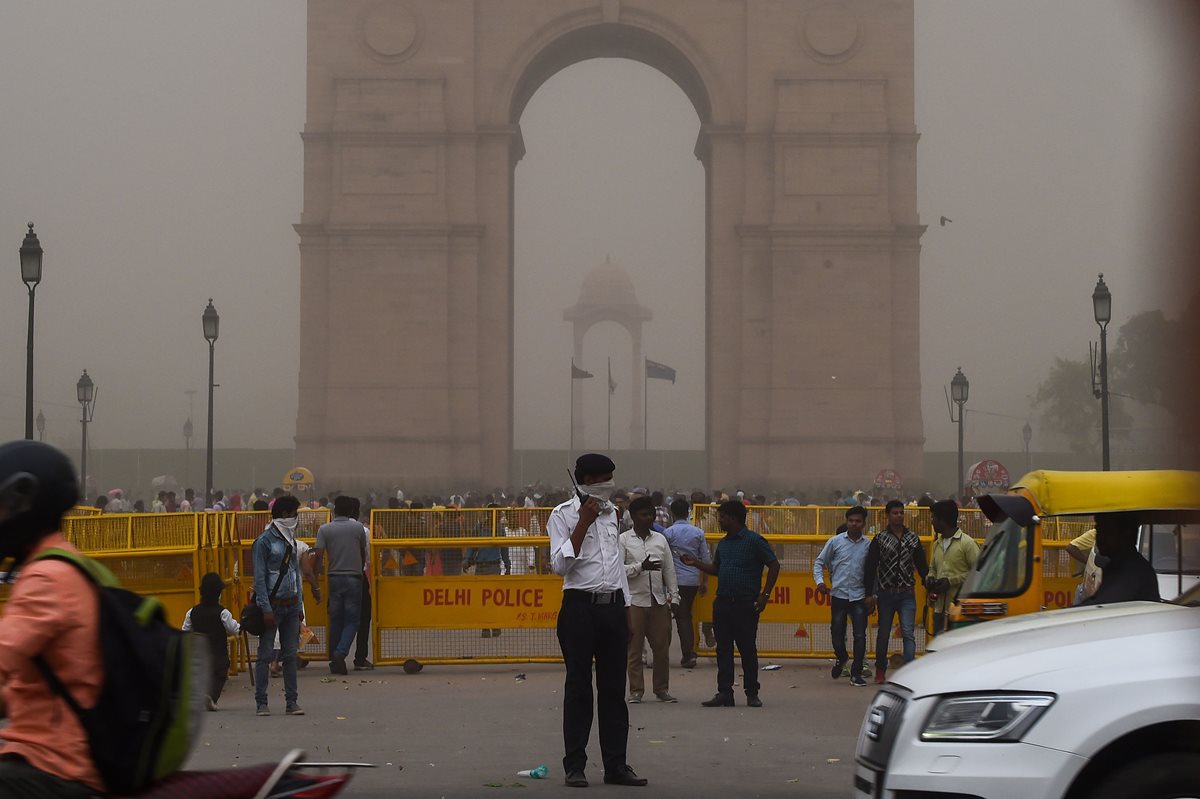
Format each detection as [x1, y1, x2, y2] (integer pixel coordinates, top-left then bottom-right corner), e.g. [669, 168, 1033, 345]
[556, 596, 629, 776]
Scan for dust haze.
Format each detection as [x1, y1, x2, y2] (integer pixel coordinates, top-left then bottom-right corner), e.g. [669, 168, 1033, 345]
[0, 2, 1189, 473]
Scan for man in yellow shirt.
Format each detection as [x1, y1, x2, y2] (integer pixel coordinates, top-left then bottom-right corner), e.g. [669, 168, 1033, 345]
[926, 500, 980, 635]
[1067, 529, 1100, 602]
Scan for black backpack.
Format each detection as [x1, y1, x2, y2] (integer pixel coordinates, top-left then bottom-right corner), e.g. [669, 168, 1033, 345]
[31, 548, 207, 795]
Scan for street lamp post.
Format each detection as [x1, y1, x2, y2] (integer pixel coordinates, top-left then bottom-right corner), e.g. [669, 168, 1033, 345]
[36, 410, 45, 442]
[20, 224, 43, 440]
[1022, 420, 1033, 474]
[202, 300, 219, 504]
[947, 367, 969, 499]
[77, 371, 96, 495]
[1091, 274, 1112, 471]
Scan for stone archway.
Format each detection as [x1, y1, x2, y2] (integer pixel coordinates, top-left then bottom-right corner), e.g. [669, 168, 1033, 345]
[297, 1, 925, 492]
[564, 257, 655, 448]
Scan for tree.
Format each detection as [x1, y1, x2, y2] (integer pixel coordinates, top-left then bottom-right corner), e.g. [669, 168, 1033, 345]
[1033, 357, 1131, 456]
[1110, 300, 1197, 422]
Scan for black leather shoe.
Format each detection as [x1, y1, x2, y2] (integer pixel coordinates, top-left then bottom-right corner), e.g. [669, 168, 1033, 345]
[746, 694, 763, 707]
[701, 693, 735, 707]
[603, 766, 648, 786]
[353, 660, 374, 671]
[565, 769, 588, 788]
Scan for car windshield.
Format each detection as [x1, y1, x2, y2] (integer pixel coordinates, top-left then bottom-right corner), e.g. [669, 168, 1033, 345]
[1139, 524, 1200, 576]
[961, 517, 1031, 597]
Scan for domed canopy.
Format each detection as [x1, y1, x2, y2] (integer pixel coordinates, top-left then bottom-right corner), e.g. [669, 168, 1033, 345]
[564, 256, 652, 324]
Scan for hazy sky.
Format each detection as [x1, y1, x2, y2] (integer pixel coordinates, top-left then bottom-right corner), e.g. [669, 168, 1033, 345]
[0, 1, 1188, 459]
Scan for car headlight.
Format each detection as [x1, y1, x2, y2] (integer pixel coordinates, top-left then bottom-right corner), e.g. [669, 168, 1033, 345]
[921, 693, 1055, 742]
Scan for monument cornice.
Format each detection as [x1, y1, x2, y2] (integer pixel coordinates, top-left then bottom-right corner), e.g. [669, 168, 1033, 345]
[295, 433, 482, 445]
[293, 223, 485, 241]
[758, 225, 927, 253]
[741, 434, 927, 446]
[762, 131, 920, 145]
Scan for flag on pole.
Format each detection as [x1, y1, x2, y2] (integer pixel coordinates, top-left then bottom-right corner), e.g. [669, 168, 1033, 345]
[645, 358, 676, 384]
[608, 360, 617, 395]
[572, 360, 594, 379]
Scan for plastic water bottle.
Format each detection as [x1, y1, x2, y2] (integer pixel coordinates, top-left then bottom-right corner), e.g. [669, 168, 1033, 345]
[517, 765, 549, 779]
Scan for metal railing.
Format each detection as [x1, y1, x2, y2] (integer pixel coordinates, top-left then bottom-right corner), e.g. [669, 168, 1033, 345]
[0, 506, 1091, 668]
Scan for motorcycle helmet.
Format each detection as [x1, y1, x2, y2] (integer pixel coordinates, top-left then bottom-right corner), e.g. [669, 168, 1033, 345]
[0, 440, 79, 574]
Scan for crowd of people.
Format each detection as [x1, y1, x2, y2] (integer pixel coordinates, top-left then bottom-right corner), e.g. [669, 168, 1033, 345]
[81, 480, 980, 519]
[0, 440, 1170, 793]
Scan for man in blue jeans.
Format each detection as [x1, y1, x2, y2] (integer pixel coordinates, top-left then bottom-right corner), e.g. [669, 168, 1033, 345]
[315, 496, 369, 675]
[813, 505, 871, 686]
[864, 500, 928, 684]
[252, 495, 305, 715]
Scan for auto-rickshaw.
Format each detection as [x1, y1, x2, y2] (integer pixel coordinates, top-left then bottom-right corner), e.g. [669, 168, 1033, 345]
[950, 469, 1200, 628]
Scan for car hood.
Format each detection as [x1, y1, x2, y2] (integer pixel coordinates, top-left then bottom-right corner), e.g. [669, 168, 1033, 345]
[892, 602, 1200, 698]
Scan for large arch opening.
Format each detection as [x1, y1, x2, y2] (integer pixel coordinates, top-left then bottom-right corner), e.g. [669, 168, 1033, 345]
[511, 46, 707, 484]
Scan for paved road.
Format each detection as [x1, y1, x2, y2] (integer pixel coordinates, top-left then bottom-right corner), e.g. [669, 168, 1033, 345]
[188, 658, 877, 798]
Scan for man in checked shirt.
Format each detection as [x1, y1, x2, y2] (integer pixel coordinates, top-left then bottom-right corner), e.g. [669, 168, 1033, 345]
[864, 499, 929, 684]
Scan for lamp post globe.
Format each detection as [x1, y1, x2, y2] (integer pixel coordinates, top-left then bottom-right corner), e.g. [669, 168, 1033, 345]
[203, 299, 219, 343]
[1092, 274, 1112, 326]
[20, 223, 42, 286]
[20, 223, 43, 440]
[950, 367, 969, 405]
[77, 370, 94, 406]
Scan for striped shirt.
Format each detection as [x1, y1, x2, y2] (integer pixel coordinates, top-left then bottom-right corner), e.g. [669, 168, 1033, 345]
[864, 527, 928, 594]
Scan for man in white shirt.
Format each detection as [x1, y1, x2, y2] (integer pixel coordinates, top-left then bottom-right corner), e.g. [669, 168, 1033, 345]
[547, 454, 647, 789]
[621, 496, 678, 703]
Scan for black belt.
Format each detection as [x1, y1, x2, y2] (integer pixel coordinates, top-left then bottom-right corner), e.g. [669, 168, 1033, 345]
[714, 594, 757, 603]
[475, 560, 502, 566]
[272, 596, 300, 608]
[563, 589, 624, 605]
[329, 572, 363, 578]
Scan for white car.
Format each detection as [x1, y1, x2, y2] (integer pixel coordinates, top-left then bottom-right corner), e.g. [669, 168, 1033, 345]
[854, 594, 1200, 799]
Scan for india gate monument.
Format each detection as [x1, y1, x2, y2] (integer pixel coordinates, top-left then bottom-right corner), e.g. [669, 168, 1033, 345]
[295, 0, 925, 491]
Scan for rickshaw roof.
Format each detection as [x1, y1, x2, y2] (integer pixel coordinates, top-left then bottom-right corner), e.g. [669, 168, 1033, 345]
[1008, 470, 1200, 517]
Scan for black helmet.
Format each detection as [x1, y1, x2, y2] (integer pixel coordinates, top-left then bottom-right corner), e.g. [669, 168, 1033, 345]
[0, 441, 79, 570]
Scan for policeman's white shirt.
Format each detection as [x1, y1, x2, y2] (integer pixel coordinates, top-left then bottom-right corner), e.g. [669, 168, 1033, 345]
[547, 495, 631, 606]
[620, 529, 679, 608]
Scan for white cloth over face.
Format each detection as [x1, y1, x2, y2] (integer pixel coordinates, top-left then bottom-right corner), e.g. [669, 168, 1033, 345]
[547, 495, 631, 606]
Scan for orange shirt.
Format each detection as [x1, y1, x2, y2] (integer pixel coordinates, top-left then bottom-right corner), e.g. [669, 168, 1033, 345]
[0, 534, 103, 791]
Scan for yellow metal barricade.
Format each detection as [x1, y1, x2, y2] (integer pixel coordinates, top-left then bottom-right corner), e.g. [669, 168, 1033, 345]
[62, 512, 201, 626]
[367, 507, 556, 664]
[1, 506, 1089, 669]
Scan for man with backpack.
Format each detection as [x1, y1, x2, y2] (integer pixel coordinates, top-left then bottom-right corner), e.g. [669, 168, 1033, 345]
[0, 441, 102, 797]
[252, 495, 306, 716]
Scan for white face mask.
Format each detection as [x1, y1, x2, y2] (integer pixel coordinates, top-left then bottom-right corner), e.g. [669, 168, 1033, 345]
[275, 517, 299, 539]
[583, 480, 616, 502]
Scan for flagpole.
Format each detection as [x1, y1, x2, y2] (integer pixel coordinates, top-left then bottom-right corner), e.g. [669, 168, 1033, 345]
[569, 361, 575, 456]
[607, 357, 612, 450]
[644, 358, 648, 450]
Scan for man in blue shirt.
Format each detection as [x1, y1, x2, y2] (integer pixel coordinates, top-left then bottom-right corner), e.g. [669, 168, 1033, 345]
[467, 502, 511, 639]
[662, 497, 709, 669]
[682, 500, 779, 708]
[814, 505, 871, 686]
